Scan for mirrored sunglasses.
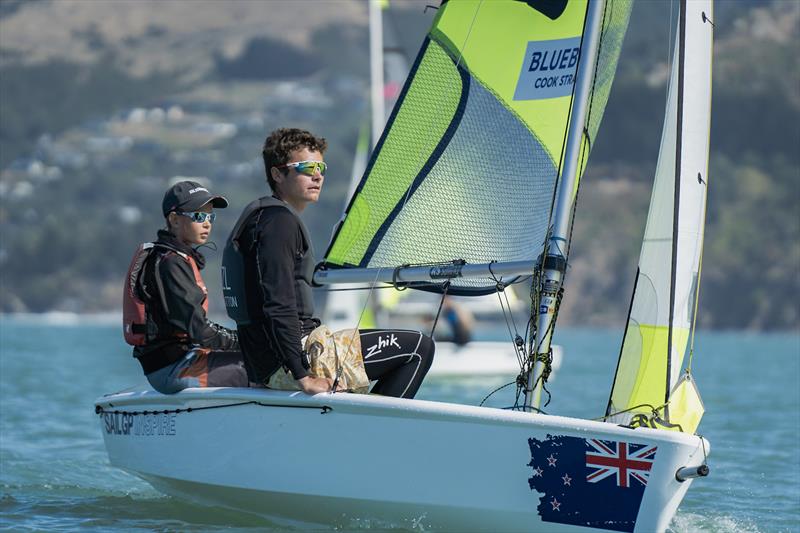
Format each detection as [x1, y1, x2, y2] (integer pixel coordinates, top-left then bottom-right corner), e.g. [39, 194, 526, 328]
[277, 160, 327, 176]
[177, 211, 216, 224]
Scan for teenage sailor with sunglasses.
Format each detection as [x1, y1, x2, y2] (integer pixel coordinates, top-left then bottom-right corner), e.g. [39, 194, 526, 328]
[223, 128, 435, 397]
[124, 181, 249, 393]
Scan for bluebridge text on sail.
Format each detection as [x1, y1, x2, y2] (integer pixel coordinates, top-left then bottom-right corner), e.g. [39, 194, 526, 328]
[514, 37, 581, 100]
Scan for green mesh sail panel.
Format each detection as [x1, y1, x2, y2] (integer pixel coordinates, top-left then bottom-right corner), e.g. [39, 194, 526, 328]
[367, 58, 557, 292]
[582, 0, 633, 175]
[324, 0, 632, 295]
[326, 39, 462, 268]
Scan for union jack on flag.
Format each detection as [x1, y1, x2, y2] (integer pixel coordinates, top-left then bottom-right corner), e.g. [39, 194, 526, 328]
[586, 439, 657, 488]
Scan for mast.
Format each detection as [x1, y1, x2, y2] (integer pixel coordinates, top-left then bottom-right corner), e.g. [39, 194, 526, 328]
[369, 0, 385, 149]
[524, 0, 606, 410]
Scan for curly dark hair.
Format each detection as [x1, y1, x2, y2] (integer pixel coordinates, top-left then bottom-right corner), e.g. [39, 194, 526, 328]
[262, 128, 328, 191]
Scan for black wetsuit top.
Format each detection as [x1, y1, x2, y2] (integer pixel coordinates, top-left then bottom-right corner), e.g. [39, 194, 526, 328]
[134, 230, 239, 373]
[236, 207, 320, 383]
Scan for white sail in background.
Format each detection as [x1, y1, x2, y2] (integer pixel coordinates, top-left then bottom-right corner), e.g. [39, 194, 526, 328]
[608, 0, 713, 431]
[325, 0, 412, 331]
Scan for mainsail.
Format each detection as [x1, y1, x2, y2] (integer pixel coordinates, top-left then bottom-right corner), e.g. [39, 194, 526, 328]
[606, 0, 713, 433]
[322, 0, 632, 295]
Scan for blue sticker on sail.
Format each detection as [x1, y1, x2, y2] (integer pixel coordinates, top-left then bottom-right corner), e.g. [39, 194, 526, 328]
[514, 37, 581, 100]
[527, 434, 657, 532]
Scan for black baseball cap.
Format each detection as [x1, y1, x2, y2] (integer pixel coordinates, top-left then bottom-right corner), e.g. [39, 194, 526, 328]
[162, 180, 228, 217]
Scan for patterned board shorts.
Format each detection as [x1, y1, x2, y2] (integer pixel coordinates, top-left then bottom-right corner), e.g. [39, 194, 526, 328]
[146, 349, 247, 394]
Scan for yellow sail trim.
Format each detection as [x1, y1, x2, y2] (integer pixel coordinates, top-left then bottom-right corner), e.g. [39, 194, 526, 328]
[664, 372, 705, 434]
[611, 324, 689, 416]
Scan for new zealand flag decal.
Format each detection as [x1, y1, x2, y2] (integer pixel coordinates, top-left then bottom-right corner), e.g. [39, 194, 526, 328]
[527, 435, 658, 532]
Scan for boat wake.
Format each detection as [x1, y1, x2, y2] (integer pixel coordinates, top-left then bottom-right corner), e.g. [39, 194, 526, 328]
[669, 512, 763, 533]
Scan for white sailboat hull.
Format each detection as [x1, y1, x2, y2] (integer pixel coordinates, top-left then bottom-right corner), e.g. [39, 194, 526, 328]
[96, 388, 707, 532]
[429, 341, 562, 377]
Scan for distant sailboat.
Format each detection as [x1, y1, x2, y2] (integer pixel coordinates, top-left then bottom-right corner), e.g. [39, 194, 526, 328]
[98, 1, 713, 530]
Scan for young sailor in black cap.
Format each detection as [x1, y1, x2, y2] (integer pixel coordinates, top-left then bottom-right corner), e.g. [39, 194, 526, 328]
[122, 180, 248, 393]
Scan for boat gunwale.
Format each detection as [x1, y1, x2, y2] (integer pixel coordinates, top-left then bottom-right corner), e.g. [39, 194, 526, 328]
[95, 387, 706, 448]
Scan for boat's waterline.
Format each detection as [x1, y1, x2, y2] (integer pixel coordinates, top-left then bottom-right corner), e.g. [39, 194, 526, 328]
[96, 388, 709, 532]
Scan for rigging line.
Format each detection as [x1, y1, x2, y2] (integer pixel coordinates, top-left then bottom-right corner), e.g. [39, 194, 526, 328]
[528, 3, 597, 366]
[523, 314, 534, 353]
[564, 0, 609, 264]
[348, 266, 383, 336]
[542, 1, 594, 245]
[502, 289, 526, 368]
[699, 434, 708, 464]
[479, 380, 515, 407]
[95, 401, 333, 416]
[451, 0, 484, 72]
[489, 262, 526, 368]
[687, 184, 709, 372]
[502, 288, 523, 344]
[427, 280, 451, 338]
[598, 403, 660, 420]
[597, 401, 673, 425]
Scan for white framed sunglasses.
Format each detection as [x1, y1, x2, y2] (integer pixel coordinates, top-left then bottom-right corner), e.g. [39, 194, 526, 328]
[177, 211, 216, 224]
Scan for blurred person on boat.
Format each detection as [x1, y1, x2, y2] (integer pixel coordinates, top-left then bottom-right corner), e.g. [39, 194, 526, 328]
[439, 296, 474, 347]
[223, 128, 435, 398]
[123, 181, 249, 393]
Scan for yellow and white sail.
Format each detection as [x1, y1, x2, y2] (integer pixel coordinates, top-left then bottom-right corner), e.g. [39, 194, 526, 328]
[606, 0, 713, 433]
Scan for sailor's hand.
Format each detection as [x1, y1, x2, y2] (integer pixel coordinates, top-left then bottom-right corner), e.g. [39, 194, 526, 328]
[298, 376, 342, 394]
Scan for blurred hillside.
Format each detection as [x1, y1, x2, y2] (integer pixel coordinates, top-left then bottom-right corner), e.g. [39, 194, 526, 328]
[0, 0, 797, 330]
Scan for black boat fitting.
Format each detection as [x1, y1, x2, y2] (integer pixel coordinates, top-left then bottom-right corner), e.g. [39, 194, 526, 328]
[675, 464, 710, 482]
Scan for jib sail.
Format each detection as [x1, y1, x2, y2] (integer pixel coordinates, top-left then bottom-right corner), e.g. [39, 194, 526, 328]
[606, 0, 713, 433]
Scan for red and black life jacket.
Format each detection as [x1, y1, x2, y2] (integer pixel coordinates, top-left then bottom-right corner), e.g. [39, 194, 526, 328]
[122, 243, 208, 346]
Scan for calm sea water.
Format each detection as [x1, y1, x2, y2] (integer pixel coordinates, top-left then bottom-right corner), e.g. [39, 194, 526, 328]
[1, 316, 798, 532]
